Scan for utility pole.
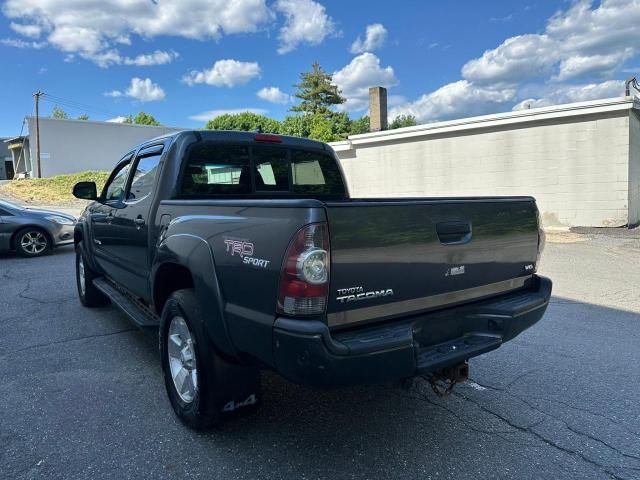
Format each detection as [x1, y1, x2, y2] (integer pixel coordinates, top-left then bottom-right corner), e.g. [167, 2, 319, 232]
[33, 90, 44, 178]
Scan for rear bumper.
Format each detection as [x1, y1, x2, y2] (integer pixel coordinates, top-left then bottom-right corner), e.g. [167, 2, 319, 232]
[273, 275, 552, 387]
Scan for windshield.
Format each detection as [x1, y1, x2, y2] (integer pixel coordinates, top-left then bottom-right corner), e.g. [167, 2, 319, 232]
[0, 199, 23, 211]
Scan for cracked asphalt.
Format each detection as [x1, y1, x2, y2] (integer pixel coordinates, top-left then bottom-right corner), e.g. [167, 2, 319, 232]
[1, 230, 639, 480]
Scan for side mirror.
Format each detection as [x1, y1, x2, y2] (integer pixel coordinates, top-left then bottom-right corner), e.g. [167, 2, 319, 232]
[73, 181, 98, 201]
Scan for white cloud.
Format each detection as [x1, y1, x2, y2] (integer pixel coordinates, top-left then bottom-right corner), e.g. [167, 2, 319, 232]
[275, 0, 336, 54]
[106, 116, 128, 123]
[106, 77, 166, 102]
[2, 0, 272, 66]
[391, 0, 640, 124]
[189, 108, 268, 122]
[333, 53, 398, 111]
[350, 23, 387, 54]
[462, 34, 556, 86]
[512, 80, 624, 110]
[390, 81, 515, 123]
[183, 59, 261, 87]
[10, 22, 41, 38]
[257, 87, 291, 104]
[0, 37, 46, 49]
[124, 50, 179, 67]
[554, 51, 633, 81]
[490, 14, 513, 23]
[462, 0, 640, 85]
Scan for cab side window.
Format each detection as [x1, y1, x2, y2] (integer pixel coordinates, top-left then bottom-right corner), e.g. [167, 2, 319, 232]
[128, 152, 162, 200]
[103, 160, 132, 202]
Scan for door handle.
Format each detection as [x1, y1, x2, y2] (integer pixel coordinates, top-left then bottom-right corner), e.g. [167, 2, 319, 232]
[436, 221, 472, 245]
[134, 216, 145, 228]
[105, 212, 114, 224]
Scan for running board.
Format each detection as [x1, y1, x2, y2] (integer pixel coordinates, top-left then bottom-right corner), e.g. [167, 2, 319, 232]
[93, 278, 159, 328]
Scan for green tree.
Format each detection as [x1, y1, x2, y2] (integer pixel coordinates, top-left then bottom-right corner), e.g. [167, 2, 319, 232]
[308, 115, 336, 142]
[204, 112, 281, 133]
[124, 112, 162, 126]
[390, 114, 417, 129]
[331, 112, 352, 139]
[349, 115, 370, 135]
[281, 114, 313, 138]
[281, 112, 368, 142]
[77, 114, 90, 121]
[51, 106, 68, 119]
[291, 62, 345, 115]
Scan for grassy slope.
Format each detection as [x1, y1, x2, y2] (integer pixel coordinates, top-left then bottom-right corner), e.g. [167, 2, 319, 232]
[0, 171, 109, 205]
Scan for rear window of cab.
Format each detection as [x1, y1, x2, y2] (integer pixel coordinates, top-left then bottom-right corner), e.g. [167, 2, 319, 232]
[178, 141, 346, 198]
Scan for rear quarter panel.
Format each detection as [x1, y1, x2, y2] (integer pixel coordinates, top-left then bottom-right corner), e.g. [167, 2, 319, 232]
[155, 200, 325, 364]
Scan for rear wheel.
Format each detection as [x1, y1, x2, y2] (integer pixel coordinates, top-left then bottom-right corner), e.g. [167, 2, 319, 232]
[75, 246, 109, 307]
[160, 289, 261, 430]
[15, 228, 50, 257]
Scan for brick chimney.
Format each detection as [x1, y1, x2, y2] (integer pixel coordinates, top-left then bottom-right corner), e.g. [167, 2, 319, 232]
[369, 86, 388, 132]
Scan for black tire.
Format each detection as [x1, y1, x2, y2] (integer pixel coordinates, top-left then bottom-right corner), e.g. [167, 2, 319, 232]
[14, 227, 51, 257]
[160, 289, 261, 430]
[75, 245, 109, 307]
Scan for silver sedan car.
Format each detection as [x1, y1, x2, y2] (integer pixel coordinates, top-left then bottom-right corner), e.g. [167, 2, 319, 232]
[0, 199, 76, 257]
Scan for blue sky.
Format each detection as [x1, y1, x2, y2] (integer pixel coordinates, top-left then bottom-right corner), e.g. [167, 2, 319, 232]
[1, 0, 638, 136]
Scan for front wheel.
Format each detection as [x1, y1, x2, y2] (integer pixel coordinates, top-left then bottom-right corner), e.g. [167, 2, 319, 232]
[160, 289, 261, 430]
[75, 246, 109, 307]
[15, 228, 50, 257]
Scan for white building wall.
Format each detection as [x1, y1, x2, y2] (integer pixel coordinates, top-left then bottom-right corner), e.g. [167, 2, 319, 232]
[333, 98, 639, 228]
[27, 117, 183, 177]
[630, 112, 640, 227]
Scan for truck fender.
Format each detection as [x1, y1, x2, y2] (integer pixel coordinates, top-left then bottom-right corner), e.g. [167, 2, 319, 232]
[74, 221, 101, 272]
[152, 233, 237, 359]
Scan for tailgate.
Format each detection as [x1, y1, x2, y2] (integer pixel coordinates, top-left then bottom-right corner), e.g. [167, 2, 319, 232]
[325, 198, 540, 328]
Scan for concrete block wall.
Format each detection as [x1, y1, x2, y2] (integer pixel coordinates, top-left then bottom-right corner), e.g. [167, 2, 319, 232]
[335, 104, 638, 228]
[27, 117, 183, 177]
[630, 112, 640, 227]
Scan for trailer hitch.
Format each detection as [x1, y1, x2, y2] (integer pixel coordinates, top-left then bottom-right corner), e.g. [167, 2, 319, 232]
[424, 362, 469, 397]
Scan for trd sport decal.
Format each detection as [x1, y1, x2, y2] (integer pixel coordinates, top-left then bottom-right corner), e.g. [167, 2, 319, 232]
[224, 238, 271, 269]
[224, 239, 254, 257]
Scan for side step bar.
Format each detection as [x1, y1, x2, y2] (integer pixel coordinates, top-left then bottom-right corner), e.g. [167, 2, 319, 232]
[416, 334, 502, 372]
[93, 278, 159, 328]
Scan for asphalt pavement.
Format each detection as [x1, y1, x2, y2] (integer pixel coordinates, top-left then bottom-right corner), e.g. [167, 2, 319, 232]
[0, 231, 639, 480]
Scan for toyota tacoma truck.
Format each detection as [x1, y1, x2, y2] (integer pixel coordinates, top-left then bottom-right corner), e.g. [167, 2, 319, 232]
[72, 130, 551, 430]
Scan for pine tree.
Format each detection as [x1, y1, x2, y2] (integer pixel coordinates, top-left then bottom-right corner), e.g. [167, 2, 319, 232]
[290, 62, 345, 115]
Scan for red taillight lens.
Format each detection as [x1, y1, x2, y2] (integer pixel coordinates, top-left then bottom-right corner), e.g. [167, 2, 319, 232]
[277, 223, 330, 316]
[255, 133, 282, 143]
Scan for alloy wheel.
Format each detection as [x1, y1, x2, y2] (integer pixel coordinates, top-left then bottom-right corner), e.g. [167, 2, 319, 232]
[20, 231, 47, 255]
[167, 316, 198, 403]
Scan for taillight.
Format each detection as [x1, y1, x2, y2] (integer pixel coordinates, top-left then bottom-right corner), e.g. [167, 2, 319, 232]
[537, 227, 546, 269]
[255, 133, 282, 143]
[277, 223, 330, 316]
[536, 207, 545, 271]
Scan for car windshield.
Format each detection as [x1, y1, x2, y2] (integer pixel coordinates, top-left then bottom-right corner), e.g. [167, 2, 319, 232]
[0, 199, 23, 211]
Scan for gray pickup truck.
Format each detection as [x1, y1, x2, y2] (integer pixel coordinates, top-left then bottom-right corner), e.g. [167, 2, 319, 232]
[72, 130, 551, 430]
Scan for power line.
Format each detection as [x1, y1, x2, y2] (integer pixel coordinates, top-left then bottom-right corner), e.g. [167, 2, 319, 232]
[40, 93, 125, 119]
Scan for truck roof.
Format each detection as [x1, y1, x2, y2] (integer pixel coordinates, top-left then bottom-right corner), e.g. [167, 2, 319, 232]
[140, 130, 331, 151]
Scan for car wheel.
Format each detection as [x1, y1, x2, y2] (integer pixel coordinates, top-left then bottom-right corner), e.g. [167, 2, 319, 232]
[160, 289, 261, 430]
[76, 245, 109, 307]
[15, 227, 51, 257]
